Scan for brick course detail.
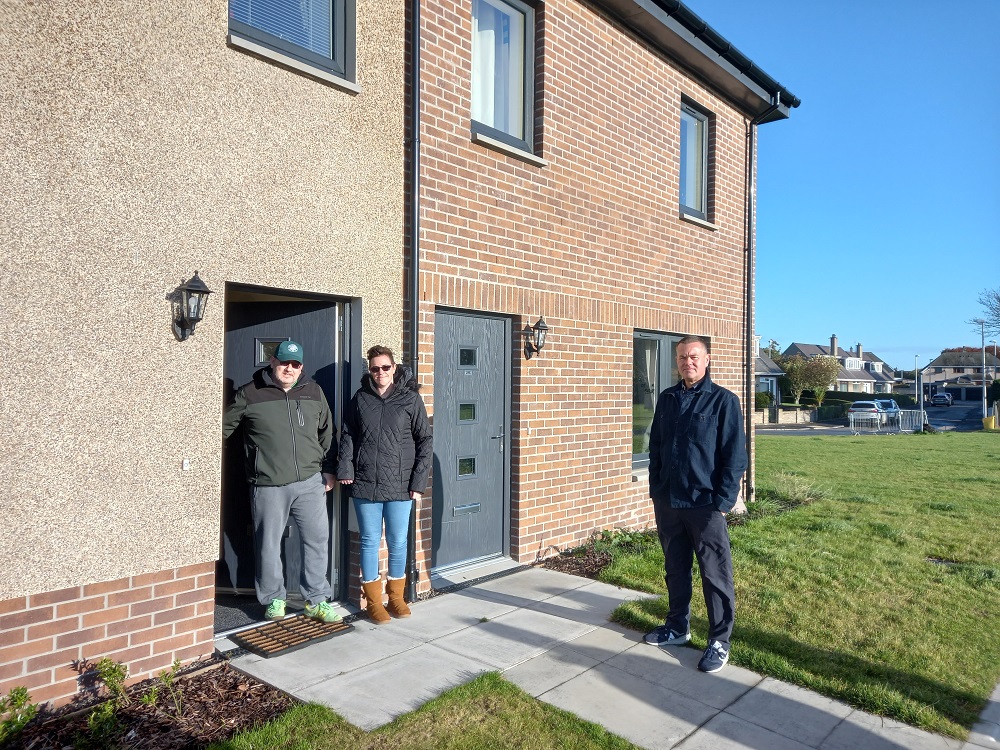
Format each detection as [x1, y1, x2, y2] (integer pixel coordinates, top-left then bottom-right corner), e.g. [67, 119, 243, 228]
[0, 563, 216, 708]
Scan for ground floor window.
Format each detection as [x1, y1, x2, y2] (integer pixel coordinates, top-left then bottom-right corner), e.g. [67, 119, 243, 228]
[632, 331, 682, 467]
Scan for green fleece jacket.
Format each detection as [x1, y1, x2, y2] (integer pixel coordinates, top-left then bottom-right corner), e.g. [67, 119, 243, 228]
[223, 367, 336, 487]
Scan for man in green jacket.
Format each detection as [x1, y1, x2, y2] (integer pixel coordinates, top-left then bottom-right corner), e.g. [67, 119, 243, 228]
[223, 340, 340, 624]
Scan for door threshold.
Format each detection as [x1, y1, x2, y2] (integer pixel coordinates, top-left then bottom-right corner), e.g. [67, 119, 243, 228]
[430, 557, 526, 591]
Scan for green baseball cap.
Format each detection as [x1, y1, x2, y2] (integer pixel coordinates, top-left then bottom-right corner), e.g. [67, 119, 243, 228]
[274, 340, 304, 363]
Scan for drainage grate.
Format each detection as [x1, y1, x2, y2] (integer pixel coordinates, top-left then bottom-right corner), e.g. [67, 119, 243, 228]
[230, 615, 354, 658]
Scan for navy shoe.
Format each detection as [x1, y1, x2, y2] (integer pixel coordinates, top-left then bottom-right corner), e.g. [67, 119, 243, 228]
[644, 625, 691, 647]
[697, 640, 729, 673]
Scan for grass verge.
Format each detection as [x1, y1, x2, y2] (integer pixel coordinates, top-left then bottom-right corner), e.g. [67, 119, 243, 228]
[207, 672, 643, 750]
[608, 431, 1000, 739]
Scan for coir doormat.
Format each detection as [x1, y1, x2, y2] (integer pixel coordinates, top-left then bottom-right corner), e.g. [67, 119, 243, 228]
[230, 615, 354, 658]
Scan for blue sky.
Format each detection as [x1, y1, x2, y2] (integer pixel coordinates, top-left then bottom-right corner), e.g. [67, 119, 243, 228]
[682, 0, 1000, 370]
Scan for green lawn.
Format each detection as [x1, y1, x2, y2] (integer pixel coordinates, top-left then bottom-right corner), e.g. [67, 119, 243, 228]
[607, 431, 1000, 739]
[208, 672, 643, 750]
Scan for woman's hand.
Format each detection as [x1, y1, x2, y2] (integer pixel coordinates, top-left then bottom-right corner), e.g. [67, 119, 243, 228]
[340, 478, 353, 485]
[410, 491, 422, 502]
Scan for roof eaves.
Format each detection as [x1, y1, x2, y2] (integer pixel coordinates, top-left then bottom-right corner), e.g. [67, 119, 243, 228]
[591, 0, 800, 122]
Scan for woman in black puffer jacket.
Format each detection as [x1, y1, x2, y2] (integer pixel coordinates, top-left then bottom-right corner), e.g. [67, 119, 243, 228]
[337, 345, 432, 623]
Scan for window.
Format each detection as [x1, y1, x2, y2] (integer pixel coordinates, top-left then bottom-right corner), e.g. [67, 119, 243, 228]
[633, 331, 683, 467]
[229, 0, 355, 86]
[679, 101, 709, 221]
[471, 0, 534, 153]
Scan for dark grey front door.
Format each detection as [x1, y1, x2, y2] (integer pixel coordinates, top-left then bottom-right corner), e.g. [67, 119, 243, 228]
[220, 287, 347, 599]
[432, 311, 509, 572]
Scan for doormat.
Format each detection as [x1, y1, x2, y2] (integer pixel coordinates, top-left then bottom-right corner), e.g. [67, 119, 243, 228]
[230, 615, 354, 658]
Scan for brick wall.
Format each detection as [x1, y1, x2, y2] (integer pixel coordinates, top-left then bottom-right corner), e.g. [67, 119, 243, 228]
[412, 0, 754, 581]
[0, 563, 216, 708]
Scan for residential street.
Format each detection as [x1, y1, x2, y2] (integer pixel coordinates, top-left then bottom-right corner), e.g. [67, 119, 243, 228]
[755, 401, 987, 436]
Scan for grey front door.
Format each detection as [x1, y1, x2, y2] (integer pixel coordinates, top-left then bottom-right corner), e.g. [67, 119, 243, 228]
[432, 311, 509, 572]
[220, 287, 348, 599]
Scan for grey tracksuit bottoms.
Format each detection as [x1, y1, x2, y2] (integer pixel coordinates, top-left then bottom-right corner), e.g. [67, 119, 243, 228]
[251, 472, 332, 606]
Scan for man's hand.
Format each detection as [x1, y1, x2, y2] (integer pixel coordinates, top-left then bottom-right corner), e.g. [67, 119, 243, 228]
[322, 472, 336, 491]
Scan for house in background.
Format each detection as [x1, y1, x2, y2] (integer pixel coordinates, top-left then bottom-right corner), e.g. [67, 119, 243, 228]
[754, 336, 784, 404]
[924, 349, 1000, 401]
[1, 0, 799, 708]
[784, 334, 897, 394]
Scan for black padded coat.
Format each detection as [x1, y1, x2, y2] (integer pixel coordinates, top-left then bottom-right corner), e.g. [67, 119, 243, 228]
[336, 366, 433, 502]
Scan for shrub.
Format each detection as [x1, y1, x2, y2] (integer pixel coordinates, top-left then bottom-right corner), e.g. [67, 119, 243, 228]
[755, 391, 774, 409]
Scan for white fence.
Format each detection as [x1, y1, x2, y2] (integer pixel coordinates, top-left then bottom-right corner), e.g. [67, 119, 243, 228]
[848, 410, 925, 435]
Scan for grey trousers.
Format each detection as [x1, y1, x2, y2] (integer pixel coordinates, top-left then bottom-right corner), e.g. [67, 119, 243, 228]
[251, 472, 332, 606]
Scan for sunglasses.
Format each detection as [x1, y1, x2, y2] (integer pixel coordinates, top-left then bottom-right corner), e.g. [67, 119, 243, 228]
[369, 364, 393, 373]
[278, 360, 303, 369]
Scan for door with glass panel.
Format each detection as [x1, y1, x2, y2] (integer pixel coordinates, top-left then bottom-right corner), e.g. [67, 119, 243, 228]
[432, 311, 510, 572]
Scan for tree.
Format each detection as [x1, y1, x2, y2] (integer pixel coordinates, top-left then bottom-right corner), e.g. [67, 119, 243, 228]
[976, 288, 1000, 336]
[774, 354, 809, 405]
[762, 339, 781, 360]
[804, 356, 842, 407]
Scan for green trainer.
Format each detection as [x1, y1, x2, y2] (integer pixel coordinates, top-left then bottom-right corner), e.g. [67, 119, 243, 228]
[304, 600, 342, 624]
[265, 599, 286, 620]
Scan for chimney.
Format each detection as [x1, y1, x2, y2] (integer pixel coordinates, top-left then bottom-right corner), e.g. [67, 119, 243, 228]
[830, 334, 838, 356]
[857, 343, 864, 360]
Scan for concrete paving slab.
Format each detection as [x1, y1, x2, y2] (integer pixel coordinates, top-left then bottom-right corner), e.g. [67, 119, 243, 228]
[726, 676, 852, 746]
[392, 588, 518, 641]
[675, 711, 815, 750]
[462, 565, 590, 608]
[432, 606, 595, 669]
[231, 622, 423, 692]
[529, 579, 655, 626]
[963, 719, 999, 749]
[540, 661, 717, 750]
[295, 642, 492, 731]
[978, 682, 1000, 724]
[608, 642, 760, 711]
[503, 643, 601, 697]
[820, 711, 963, 750]
[558, 621, 644, 662]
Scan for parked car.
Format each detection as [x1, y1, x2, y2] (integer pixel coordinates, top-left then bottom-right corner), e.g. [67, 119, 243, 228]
[875, 399, 901, 424]
[930, 393, 951, 407]
[848, 400, 886, 423]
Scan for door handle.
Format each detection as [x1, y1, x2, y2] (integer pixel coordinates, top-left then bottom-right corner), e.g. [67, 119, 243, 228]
[490, 425, 504, 454]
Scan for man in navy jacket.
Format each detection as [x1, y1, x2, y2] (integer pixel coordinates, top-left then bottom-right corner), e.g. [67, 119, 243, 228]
[644, 335, 747, 673]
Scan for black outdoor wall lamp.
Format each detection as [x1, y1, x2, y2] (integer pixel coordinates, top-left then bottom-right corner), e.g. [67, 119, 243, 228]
[170, 271, 213, 341]
[523, 316, 550, 359]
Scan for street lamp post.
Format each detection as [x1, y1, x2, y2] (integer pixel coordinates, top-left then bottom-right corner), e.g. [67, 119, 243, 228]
[916, 354, 924, 426]
[974, 318, 987, 418]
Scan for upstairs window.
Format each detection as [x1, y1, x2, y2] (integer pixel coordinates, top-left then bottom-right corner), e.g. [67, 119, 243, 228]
[471, 0, 535, 153]
[679, 101, 709, 221]
[229, 0, 355, 85]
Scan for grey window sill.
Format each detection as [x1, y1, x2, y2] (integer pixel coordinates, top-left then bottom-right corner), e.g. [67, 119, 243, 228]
[679, 212, 718, 231]
[229, 35, 361, 95]
[471, 132, 548, 167]
[631, 466, 649, 484]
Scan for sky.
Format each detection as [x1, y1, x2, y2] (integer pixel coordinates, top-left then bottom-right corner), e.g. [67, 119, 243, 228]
[682, 0, 1000, 371]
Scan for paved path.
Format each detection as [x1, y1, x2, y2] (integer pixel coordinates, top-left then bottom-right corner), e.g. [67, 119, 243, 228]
[218, 564, 998, 749]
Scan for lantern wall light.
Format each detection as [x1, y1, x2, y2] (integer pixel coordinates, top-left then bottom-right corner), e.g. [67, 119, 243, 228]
[171, 271, 213, 341]
[523, 316, 550, 359]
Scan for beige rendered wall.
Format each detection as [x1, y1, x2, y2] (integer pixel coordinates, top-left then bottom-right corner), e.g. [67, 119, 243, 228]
[0, 1, 404, 600]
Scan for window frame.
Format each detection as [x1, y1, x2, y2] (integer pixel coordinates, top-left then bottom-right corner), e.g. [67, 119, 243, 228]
[228, 0, 357, 88]
[632, 330, 683, 469]
[679, 100, 710, 222]
[470, 0, 536, 155]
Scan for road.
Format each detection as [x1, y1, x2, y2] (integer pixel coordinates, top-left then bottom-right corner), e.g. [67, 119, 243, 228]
[755, 400, 987, 436]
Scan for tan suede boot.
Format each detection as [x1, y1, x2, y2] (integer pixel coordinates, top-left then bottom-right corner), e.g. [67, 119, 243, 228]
[385, 576, 411, 618]
[362, 579, 391, 624]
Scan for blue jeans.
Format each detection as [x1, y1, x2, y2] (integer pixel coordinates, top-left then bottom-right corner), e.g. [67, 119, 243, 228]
[353, 498, 412, 582]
